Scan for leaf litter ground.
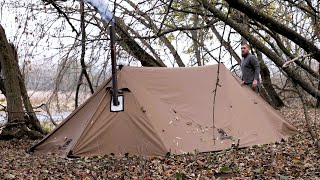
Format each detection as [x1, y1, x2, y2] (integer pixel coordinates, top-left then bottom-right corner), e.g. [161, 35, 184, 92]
[0, 108, 319, 179]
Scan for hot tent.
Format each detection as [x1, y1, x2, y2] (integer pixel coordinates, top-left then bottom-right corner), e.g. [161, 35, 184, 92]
[30, 64, 297, 157]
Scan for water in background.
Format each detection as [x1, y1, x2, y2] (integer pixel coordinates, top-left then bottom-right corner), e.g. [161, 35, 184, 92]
[0, 111, 71, 125]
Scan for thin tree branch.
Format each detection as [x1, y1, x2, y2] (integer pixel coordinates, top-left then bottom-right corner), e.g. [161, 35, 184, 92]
[138, 19, 219, 39]
[36, 104, 57, 127]
[44, 0, 79, 36]
[224, 0, 320, 62]
[251, 21, 320, 79]
[283, 53, 314, 68]
[125, 0, 184, 66]
[210, 24, 241, 64]
[75, 0, 94, 108]
[199, 0, 320, 99]
[157, 0, 174, 36]
[282, 0, 319, 18]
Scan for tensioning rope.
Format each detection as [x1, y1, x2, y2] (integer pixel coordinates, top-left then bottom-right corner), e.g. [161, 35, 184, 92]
[212, 5, 231, 145]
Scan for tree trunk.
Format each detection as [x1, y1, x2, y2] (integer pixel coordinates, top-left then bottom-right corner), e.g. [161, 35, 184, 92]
[317, 64, 320, 107]
[241, 14, 249, 44]
[11, 44, 45, 134]
[126, 0, 185, 67]
[0, 24, 43, 139]
[310, 7, 320, 107]
[210, 25, 242, 64]
[191, 13, 202, 66]
[0, 25, 24, 122]
[256, 50, 285, 108]
[271, 32, 320, 80]
[0, 76, 6, 96]
[259, 86, 274, 105]
[239, 12, 277, 106]
[114, 18, 166, 67]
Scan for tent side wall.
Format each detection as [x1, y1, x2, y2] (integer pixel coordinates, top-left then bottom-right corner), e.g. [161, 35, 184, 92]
[71, 90, 168, 156]
[29, 78, 112, 156]
[119, 65, 297, 153]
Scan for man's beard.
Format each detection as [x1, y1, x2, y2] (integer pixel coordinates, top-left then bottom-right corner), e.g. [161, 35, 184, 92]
[241, 52, 248, 57]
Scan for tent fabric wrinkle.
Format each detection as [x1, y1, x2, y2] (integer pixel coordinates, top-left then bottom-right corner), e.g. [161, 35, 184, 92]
[29, 64, 297, 157]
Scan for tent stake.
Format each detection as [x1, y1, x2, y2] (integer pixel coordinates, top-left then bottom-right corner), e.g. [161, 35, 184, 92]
[236, 138, 240, 150]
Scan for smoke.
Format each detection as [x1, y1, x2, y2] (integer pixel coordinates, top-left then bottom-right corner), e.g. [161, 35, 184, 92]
[84, 0, 114, 24]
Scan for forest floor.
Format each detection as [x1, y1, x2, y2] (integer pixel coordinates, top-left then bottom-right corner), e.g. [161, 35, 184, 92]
[0, 108, 319, 179]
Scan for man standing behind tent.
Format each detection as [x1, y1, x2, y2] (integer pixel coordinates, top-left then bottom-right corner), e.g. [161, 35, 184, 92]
[240, 43, 260, 93]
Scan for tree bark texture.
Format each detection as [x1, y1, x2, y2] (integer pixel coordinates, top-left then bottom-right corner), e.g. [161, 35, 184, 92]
[0, 24, 24, 122]
[115, 18, 166, 67]
[256, 50, 285, 108]
[210, 25, 241, 64]
[0, 76, 6, 96]
[10, 43, 45, 134]
[0, 24, 44, 139]
[271, 32, 320, 80]
[317, 64, 320, 107]
[126, 0, 184, 67]
[259, 85, 273, 106]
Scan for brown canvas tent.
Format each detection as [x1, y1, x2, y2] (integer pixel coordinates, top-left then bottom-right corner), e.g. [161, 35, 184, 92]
[30, 64, 297, 157]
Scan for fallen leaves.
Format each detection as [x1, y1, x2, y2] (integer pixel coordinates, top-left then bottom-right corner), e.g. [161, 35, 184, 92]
[0, 108, 319, 179]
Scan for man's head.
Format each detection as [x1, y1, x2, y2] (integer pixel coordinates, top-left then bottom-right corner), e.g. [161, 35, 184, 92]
[241, 43, 250, 57]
